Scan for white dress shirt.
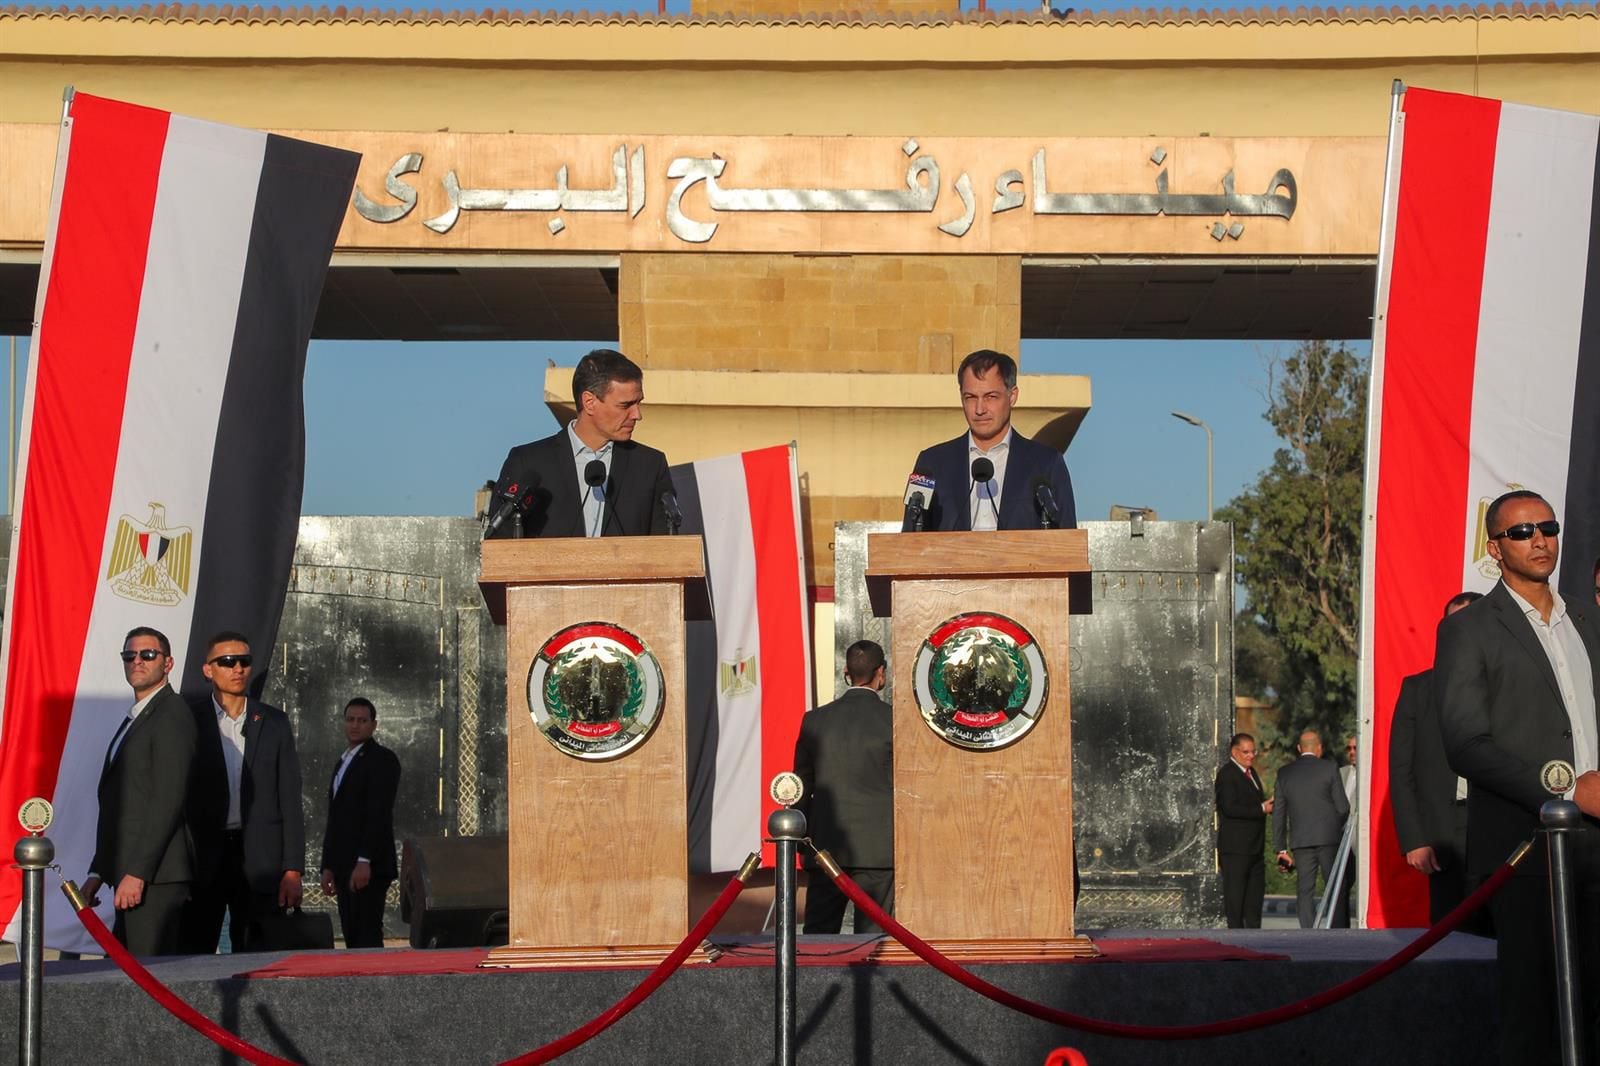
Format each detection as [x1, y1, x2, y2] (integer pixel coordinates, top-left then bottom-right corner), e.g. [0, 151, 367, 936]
[967, 428, 1013, 531]
[108, 688, 161, 763]
[213, 697, 247, 831]
[1506, 584, 1599, 780]
[332, 740, 365, 796]
[567, 421, 614, 537]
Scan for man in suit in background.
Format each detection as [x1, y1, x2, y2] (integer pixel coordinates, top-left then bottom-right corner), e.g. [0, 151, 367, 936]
[181, 631, 306, 953]
[1273, 729, 1350, 928]
[1215, 732, 1272, 928]
[901, 349, 1076, 533]
[83, 627, 198, 956]
[487, 348, 674, 539]
[320, 697, 402, 949]
[794, 640, 894, 934]
[1438, 490, 1600, 1064]
[1389, 590, 1482, 924]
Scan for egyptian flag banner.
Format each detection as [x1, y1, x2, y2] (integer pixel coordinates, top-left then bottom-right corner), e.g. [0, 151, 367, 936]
[1360, 86, 1600, 927]
[0, 93, 358, 949]
[672, 444, 813, 871]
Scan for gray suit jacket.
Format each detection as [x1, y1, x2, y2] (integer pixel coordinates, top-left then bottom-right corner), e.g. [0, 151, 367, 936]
[92, 685, 198, 886]
[1437, 582, 1600, 877]
[793, 687, 894, 869]
[1272, 753, 1349, 850]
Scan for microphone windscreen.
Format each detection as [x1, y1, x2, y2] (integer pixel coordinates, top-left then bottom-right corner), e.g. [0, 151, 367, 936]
[584, 459, 607, 487]
[971, 457, 995, 483]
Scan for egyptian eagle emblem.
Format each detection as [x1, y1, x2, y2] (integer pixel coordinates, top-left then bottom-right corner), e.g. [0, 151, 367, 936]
[106, 502, 193, 606]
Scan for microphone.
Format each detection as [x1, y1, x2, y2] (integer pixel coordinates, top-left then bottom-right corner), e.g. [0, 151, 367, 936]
[584, 460, 607, 489]
[662, 490, 683, 535]
[485, 475, 538, 537]
[903, 472, 935, 532]
[970, 457, 999, 528]
[1032, 476, 1061, 529]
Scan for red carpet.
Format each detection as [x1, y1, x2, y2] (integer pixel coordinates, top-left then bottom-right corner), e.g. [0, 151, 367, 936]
[236, 937, 1285, 980]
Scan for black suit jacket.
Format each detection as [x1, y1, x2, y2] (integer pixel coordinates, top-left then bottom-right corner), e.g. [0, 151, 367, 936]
[1272, 753, 1349, 849]
[487, 429, 674, 539]
[1437, 582, 1600, 877]
[793, 687, 894, 869]
[1215, 760, 1267, 856]
[1389, 669, 1462, 867]
[92, 685, 197, 886]
[188, 697, 307, 894]
[320, 739, 402, 882]
[902, 429, 1077, 532]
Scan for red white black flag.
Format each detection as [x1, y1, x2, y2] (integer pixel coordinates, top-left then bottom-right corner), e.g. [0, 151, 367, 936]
[0, 93, 357, 948]
[1361, 87, 1600, 927]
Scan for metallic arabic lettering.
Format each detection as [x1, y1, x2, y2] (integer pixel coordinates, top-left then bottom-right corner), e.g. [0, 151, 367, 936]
[1030, 149, 1298, 220]
[629, 145, 646, 219]
[938, 172, 975, 237]
[992, 169, 1024, 214]
[422, 145, 637, 234]
[352, 153, 422, 223]
[665, 151, 942, 243]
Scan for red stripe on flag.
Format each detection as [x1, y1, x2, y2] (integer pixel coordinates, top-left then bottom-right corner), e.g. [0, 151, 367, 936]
[742, 446, 807, 867]
[1367, 87, 1500, 927]
[0, 95, 170, 921]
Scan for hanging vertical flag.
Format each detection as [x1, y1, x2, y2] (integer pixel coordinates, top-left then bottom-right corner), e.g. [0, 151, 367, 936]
[672, 443, 812, 871]
[1359, 86, 1600, 927]
[0, 92, 358, 950]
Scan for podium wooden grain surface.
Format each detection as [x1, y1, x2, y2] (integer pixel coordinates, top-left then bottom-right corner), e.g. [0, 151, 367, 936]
[479, 537, 706, 966]
[867, 530, 1089, 949]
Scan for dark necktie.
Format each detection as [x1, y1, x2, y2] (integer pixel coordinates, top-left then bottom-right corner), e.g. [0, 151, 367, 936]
[106, 716, 134, 762]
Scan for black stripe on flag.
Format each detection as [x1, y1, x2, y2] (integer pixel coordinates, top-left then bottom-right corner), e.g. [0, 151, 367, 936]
[670, 461, 721, 873]
[1560, 131, 1600, 606]
[179, 134, 360, 697]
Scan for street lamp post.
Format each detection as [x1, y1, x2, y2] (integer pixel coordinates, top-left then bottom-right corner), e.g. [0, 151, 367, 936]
[1171, 411, 1213, 523]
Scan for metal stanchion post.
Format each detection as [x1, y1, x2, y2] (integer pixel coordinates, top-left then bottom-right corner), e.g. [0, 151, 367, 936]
[14, 832, 54, 1066]
[768, 805, 805, 1066]
[1543, 799, 1584, 1066]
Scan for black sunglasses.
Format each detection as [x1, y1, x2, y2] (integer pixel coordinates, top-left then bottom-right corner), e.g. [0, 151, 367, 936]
[1490, 520, 1561, 541]
[208, 654, 253, 669]
[119, 648, 163, 663]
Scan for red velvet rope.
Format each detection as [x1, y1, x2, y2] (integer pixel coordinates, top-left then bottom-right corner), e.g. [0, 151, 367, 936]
[496, 867, 752, 1066]
[67, 895, 298, 1065]
[830, 849, 1523, 1041]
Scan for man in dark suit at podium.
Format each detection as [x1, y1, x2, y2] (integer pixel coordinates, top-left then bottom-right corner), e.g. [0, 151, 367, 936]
[795, 640, 894, 934]
[487, 349, 674, 539]
[320, 697, 401, 949]
[1215, 732, 1272, 928]
[901, 349, 1076, 532]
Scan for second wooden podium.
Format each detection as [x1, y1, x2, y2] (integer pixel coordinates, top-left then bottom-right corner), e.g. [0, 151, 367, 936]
[866, 528, 1094, 959]
[479, 535, 706, 968]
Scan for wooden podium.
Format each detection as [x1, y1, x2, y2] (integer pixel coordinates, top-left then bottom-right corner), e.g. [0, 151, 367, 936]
[478, 535, 707, 968]
[865, 528, 1095, 960]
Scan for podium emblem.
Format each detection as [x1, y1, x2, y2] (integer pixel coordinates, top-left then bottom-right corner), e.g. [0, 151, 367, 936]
[912, 612, 1048, 751]
[527, 622, 665, 760]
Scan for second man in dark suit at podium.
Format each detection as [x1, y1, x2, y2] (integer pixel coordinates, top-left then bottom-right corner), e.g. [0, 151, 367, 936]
[902, 349, 1076, 532]
[488, 349, 675, 538]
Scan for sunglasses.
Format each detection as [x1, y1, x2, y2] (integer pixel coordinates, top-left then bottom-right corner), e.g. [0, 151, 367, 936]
[208, 654, 253, 669]
[1491, 520, 1560, 541]
[119, 648, 164, 663]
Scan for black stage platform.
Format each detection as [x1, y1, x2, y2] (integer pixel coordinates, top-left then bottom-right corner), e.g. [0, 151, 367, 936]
[0, 929, 1498, 1065]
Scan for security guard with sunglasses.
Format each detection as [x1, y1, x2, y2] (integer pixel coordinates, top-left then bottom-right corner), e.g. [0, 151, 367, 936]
[1437, 490, 1600, 1064]
[179, 630, 307, 954]
[83, 626, 198, 955]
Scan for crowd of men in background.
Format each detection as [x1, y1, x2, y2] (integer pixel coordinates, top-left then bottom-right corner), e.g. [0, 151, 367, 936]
[89, 626, 401, 956]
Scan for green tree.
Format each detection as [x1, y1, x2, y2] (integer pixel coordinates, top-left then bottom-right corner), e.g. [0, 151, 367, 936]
[1220, 340, 1367, 748]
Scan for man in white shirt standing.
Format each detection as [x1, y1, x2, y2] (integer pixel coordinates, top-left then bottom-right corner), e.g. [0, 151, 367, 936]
[1438, 490, 1600, 1064]
[84, 627, 198, 955]
[320, 697, 401, 948]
